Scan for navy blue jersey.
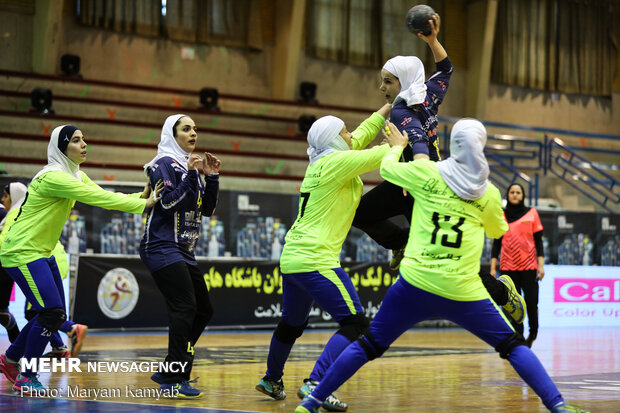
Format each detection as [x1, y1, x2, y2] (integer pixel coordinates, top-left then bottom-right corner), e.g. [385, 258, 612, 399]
[140, 156, 219, 272]
[391, 57, 453, 162]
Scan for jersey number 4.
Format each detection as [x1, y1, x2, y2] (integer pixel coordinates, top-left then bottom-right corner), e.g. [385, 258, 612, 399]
[430, 212, 465, 248]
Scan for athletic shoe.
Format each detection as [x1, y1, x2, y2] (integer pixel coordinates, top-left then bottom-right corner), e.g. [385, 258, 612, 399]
[67, 324, 88, 357]
[160, 378, 203, 399]
[0, 354, 19, 383]
[255, 376, 286, 400]
[551, 402, 590, 412]
[13, 373, 46, 395]
[43, 347, 71, 359]
[298, 378, 348, 412]
[389, 247, 405, 270]
[295, 395, 322, 413]
[498, 275, 526, 324]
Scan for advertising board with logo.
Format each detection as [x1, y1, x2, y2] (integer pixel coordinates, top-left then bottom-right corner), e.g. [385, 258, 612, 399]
[538, 265, 620, 328]
[70, 255, 399, 329]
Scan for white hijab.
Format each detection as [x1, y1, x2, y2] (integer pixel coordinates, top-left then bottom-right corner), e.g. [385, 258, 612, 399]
[437, 119, 489, 200]
[33, 125, 81, 181]
[143, 114, 191, 174]
[383, 56, 427, 107]
[0, 182, 27, 229]
[307, 116, 349, 165]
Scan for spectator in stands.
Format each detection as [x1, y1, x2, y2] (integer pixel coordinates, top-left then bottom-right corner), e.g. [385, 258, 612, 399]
[0, 125, 161, 394]
[140, 114, 221, 399]
[255, 103, 398, 412]
[491, 183, 545, 347]
[296, 118, 588, 413]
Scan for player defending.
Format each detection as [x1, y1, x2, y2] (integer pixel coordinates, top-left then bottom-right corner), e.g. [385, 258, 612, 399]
[295, 119, 589, 413]
[256, 104, 402, 412]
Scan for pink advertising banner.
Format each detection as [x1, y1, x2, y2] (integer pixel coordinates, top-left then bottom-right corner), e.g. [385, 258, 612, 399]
[539, 266, 620, 328]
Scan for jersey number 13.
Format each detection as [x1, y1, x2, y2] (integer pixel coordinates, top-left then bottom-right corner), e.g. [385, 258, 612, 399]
[430, 212, 465, 248]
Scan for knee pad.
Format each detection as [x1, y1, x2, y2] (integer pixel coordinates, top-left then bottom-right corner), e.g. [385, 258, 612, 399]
[37, 307, 66, 333]
[0, 308, 16, 329]
[357, 330, 389, 361]
[274, 319, 308, 345]
[495, 332, 527, 359]
[337, 314, 370, 342]
[25, 308, 37, 322]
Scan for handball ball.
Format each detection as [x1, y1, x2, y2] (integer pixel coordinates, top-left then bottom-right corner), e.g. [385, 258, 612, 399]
[405, 5, 436, 36]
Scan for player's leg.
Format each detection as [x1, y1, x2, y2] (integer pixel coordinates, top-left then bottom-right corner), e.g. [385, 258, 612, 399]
[295, 268, 369, 411]
[479, 272, 527, 325]
[188, 263, 214, 350]
[0, 267, 19, 342]
[518, 269, 539, 346]
[150, 261, 203, 398]
[297, 277, 430, 413]
[256, 271, 314, 400]
[352, 181, 413, 251]
[5, 258, 66, 393]
[446, 297, 582, 411]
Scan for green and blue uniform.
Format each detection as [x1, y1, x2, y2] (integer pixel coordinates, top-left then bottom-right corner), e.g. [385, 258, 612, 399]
[307, 146, 565, 411]
[0, 171, 145, 371]
[266, 112, 389, 382]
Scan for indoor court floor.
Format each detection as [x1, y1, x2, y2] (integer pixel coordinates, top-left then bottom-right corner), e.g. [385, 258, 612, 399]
[0, 327, 618, 412]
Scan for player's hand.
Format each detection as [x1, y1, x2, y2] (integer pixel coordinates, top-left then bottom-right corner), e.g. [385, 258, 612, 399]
[418, 13, 440, 42]
[382, 122, 408, 148]
[140, 180, 151, 199]
[490, 268, 497, 277]
[188, 154, 202, 171]
[202, 152, 222, 174]
[146, 180, 164, 208]
[537, 265, 545, 281]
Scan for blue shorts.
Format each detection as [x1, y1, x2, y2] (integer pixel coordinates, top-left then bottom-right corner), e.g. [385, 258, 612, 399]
[4, 257, 65, 312]
[281, 268, 363, 326]
[370, 276, 515, 348]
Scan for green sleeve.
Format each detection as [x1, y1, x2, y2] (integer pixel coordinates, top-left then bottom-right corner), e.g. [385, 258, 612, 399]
[81, 173, 144, 199]
[379, 146, 415, 188]
[350, 112, 386, 150]
[328, 144, 391, 183]
[482, 185, 509, 238]
[38, 171, 146, 214]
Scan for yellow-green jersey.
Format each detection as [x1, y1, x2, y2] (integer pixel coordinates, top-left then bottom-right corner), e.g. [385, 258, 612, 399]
[280, 113, 389, 273]
[0, 170, 146, 268]
[380, 147, 508, 301]
[0, 207, 69, 278]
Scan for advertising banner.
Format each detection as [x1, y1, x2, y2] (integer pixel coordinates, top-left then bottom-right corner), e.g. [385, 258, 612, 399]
[71, 255, 400, 329]
[538, 265, 620, 328]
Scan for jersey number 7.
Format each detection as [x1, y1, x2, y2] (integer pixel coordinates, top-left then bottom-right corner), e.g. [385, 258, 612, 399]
[299, 192, 310, 218]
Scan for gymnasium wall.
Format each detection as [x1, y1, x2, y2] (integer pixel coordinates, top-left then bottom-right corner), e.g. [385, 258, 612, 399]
[1, 1, 617, 135]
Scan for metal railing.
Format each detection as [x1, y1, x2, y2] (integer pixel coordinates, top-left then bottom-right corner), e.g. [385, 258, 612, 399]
[546, 136, 620, 213]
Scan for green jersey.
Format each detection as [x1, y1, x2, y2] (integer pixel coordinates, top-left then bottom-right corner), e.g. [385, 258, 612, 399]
[0, 170, 146, 268]
[0, 204, 69, 278]
[280, 112, 389, 273]
[380, 147, 508, 301]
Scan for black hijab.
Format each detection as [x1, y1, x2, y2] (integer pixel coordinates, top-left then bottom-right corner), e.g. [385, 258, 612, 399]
[504, 183, 530, 223]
